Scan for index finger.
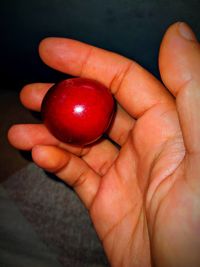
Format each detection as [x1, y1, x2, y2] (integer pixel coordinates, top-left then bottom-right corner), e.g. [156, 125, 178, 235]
[39, 38, 174, 118]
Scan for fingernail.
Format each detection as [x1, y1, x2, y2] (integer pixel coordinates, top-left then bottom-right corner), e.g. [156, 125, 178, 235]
[178, 22, 197, 41]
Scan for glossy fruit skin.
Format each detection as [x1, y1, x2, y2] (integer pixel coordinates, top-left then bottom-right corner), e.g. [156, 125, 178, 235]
[41, 78, 115, 146]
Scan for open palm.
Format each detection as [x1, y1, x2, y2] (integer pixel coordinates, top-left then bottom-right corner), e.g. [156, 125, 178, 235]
[8, 22, 200, 267]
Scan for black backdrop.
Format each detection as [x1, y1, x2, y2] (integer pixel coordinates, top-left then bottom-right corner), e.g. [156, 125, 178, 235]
[1, 0, 200, 91]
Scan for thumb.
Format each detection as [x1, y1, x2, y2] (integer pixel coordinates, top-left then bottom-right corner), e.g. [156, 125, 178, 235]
[159, 22, 200, 154]
[159, 22, 200, 192]
[159, 22, 199, 96]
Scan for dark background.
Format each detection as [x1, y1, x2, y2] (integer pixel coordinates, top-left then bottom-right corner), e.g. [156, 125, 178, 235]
[0, 0, 200, 179]
[0, 2, 200, 266]
[1, 0, 200, 91]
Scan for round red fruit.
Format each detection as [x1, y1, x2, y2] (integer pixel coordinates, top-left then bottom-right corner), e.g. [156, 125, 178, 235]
[41, 78, 115, 146]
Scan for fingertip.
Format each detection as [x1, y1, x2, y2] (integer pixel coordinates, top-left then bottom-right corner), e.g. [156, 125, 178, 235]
[32, 145, 70, 172]
[38, 37, 86, 75]
[7, 124, 16, 145]
[159, 21, 200, 96]
[7, 124, 58, 151]
[32, 145, 51, 169]
[163, 21, 180, 36]
[39, 37, 70, 49]
[39, 38, 54, 66]
[38, 37, 65, 61]
[39, 37, 53, 54]
[7, 124, 34, 150]
[20, 83, 53, 111]
[20, 84, 34, 109]
[159, 22, 179, 58]
[178, 22, 197, 42]
[161, 21, 197, 48]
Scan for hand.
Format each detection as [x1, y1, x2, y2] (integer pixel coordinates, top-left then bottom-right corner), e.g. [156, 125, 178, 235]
[8, 22, 200, 267]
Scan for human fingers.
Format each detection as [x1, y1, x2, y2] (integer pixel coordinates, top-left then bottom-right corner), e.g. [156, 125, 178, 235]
[32, 145, 101, 209]
[20, 83, 134, 145]
[20, 83, 54, 111]
[159, 22, 200, 153]
[38, 37, 174, 119]
[159, 22, 199, 96]
[8, 124, 118, 176]
[159, 21, 200, 193]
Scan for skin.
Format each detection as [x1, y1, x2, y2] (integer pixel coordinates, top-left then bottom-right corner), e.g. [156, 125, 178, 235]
[8, 22, 200, 267]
